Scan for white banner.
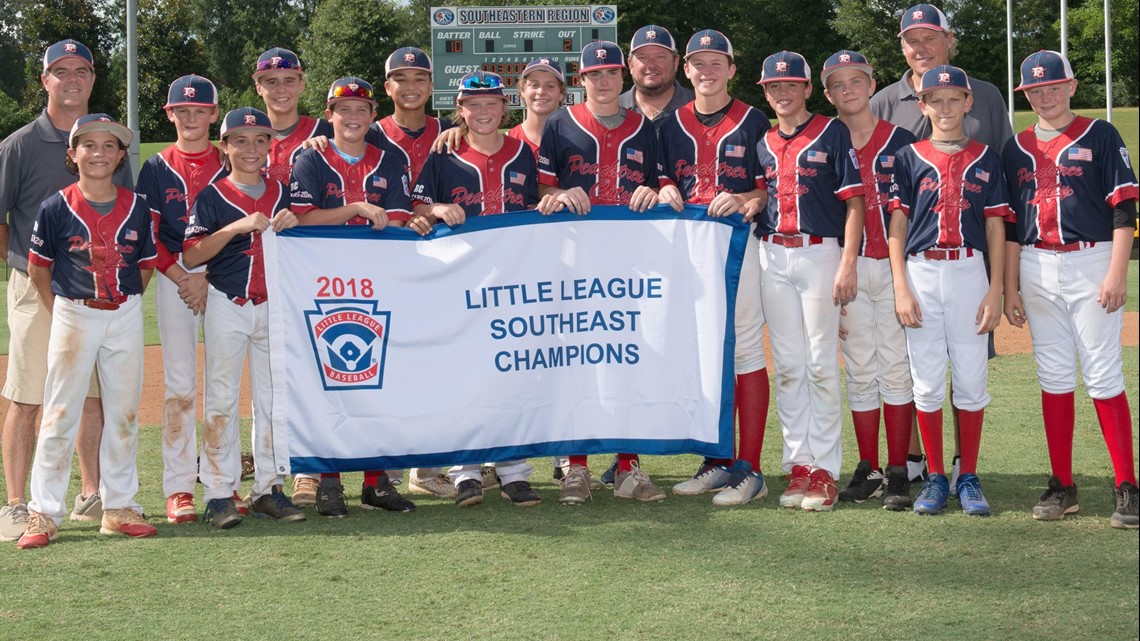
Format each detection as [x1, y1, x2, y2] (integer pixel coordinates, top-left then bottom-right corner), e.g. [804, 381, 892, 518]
[264, 205, 748, 473]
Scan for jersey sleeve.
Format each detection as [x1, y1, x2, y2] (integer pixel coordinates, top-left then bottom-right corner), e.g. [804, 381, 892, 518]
[889, 148, 913, 216]
[289, 150, 321, 215]
[833, 124, 864, 201]
[655, 119, 678, 188]
[410, 152, 442, 207]
[134, 197, 159, 270]
[27, 198, 57, 267]
[182, 191, 214, 251]
[981, 152, 1014, 221]
[642, 125, 661, 189]
[537, 118, 560, 187]
[521, 147, 539, 208]
[383, 165, 413, 222]
[1096, 122, 1140, 208]
[134, 159, 177, 273]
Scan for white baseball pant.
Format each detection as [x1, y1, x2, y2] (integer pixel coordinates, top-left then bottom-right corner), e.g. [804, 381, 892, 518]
[840, 256, 913, 410]
[759, 237, 844, 478]
[735, 231, 766, 374]
[199, 286, 285, 501]
[28, 296, 145, 524]
[903, 253, 991, 412]
[450, 460, 534, 486]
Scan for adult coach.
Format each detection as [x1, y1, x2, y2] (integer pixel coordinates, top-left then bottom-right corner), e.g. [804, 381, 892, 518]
[619, 25, 694, 128]
[0, 40, 133, 541]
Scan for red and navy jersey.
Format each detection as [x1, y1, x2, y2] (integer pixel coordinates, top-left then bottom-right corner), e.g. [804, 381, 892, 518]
[506, 125, 540, 157]
[184, 178, 290, 304]
[266, 116, 333, 185]
[290, 144, 413, 224]
[1002, 115, 1139, 245]
[656, 99, 769, 204]
[537, 103, 660, 206]
[135, 144, 226, 272]
[412, 136, 538, 219]
[890, 140, 1013, 255]
[365, 116, 454, 186]
[28, 184, 157, 300]
[853, 121, 916, 259]
[754, 114, 863, 239]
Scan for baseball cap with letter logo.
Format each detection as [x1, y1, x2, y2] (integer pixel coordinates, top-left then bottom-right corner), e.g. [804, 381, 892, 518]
[252, 47, 303, 80]
[820, 50, 874, 84]
[758, 50, 811, 84]
[69, 113, 132, 147]
[1015, 50, 1074, 91]
[43, 39, 94, 72]
[898, 3, 951, 36]
[385, 47, 433, 78]
[685, 29, 733, 60]
[220, 107, 275, 139]
[521, 58, 565, 84]
[630, 25, 677, 54]
[918, 64, 971, 95]
[327, 77, 378, 106]
[164, 74, 219, 109]
[457, 71, 507, 102]
[580, 40, 625, 73]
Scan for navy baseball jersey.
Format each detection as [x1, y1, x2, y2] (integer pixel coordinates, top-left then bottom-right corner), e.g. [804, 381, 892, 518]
[754, 114, 864, 238]
[365, 116, 454, 186]
[890, 139, 1013, 255]
[854, 120, 916, 259]
[412, 136, 538, 218]
[657, 99, 769, 204]
[184, 178, 290, 304]
[537, 103, 661, 205]
[28, 184, 157, 300]
[290, 144, 413, 224]
[506, 125, 539, 157]
[1002, 115, 1139, 245]
[266, 115, 332, 185]
[136, 144, 226, 273]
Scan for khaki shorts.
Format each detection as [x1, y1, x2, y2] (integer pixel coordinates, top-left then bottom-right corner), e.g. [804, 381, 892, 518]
[3, 270, 99, 404]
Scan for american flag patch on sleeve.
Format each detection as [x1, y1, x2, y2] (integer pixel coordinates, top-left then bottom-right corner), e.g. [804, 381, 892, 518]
[724, 144, 745, 158]
[806, 150, 828, 163]
[372, 176, 388, 189]
[1068, 147, 1092, 162]
[975, 168, 990, 182]
[880, 155, 894, 169]
[510, 171, 526, 185]
[625, 148, 644, 163]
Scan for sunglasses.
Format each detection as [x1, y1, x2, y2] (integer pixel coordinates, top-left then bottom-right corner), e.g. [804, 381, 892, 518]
[461, 74, 503, 90]
[331, 83, 373, 100]
[256, 57, 300, 72]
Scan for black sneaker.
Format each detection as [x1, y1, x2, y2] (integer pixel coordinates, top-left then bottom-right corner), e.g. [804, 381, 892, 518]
[251, 486, 306, 522]
[599, 455, 619, 487]
[317, 477, 348, 518]
[1032, 476, 1079, 521]
[455, 479, 484, 507]
[881, 465, 912, 511]
[500, 480, 542, 506]
[838, 460, 885, 503]
[205, 496, 242, 529]
[361, 475, 416, 513]
[1110, 481, 1139, 530]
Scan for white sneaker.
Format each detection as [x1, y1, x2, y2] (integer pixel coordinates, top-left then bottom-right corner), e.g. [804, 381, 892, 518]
[672, 463, 732, 495]
[0, 502, 30, 542]
[613, 463, 666, 502]
[711, 462, 768, 506]
[949, 456, 962, 497]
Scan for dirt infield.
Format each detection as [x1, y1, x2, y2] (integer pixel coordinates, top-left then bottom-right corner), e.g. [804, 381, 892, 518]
[1, 313, 1136, 424]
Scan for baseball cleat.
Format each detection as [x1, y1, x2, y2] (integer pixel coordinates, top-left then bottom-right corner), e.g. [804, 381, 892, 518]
[100, 508, 158, 538]
[251, 486, 306, 522]
[558, 466, 593, 505]
[1110, 482, 1139, 530]
[316, 478, 348, 517]
[802, 469, 838, 512]
[881, 466, 913, 511]
[838, 460, 885, 503]
[1032, 476, 1078, 521]
[955, 474, 991, 516]
[70, 492, 103, 522]
[913, 473, 950, 515]
[205, 497, 242, 529]
[711, 460, 767, 506]
[455, 479, 484, 507]
[16, 511, 57, 549]
[166, 492, 198, 523]
[673, 461, 732, 495]
[779, 465, 811, 509]
[360, 476, 416, 512]
[500, 481, 542, 507]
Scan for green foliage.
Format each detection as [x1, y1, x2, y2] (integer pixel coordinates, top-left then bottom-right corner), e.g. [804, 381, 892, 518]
[0, 88, 27, 140]
[189, 0, 311, 92]
[1066, 0, 1138, 108]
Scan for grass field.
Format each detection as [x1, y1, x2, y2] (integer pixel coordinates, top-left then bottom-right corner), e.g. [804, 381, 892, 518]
[0, 350, 1136, 641]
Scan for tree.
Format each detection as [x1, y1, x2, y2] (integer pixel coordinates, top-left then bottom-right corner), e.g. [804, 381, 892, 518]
[18, 0, 118, 118]
[0, 0, 25, 105]
[1066, 0, 1138, 107]
[190, 0, 311, 92]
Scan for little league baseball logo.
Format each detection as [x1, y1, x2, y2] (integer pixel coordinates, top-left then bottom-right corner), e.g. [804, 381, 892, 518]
[433, 8, 455, 25]
[305, 300, 390, 390]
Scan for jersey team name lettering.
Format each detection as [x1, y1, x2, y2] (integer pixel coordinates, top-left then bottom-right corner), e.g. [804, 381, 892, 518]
[1016, 165, 1084, 186]
[450, 186, 525, 208]
[165, 188, 187, 203]
[919, 177, 983, 195]
[325, 183, 379, 204]
[673, 160, 748, 180]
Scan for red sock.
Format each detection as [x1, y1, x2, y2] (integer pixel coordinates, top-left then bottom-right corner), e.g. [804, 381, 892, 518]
[851, 408, 881, 469]
[957, 408, 984, 475]
[363, 470, 384, 487]
[1041, 391, 1075, 485]
[617, 453, 638, 474]
[320, 472, 341, 481]
[917, 409, 944, 475]
[883, 402, 913, 467]
[1094, 392, 1137, 487]
[569, 455, 588, 468]
[736, 369, 769, 470]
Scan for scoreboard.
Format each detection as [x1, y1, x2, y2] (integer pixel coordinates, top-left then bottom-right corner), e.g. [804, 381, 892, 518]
[429, 5, 618, 110]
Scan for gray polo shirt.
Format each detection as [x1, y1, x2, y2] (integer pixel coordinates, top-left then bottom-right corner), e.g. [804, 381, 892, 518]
[0, 110, 134, 273]
[619, 80, 695, 129]
[870, 70, 1013, 152]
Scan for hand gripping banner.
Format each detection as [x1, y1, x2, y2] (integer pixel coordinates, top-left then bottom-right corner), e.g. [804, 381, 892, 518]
[264, 205, 749, 473]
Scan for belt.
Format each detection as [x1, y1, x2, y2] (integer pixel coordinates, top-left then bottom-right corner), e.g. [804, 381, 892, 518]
[1032, 241, 1095, 252]
[913, 247, 974, 261]
[761, 234, 824, 248]
[71, 298, 123, 310]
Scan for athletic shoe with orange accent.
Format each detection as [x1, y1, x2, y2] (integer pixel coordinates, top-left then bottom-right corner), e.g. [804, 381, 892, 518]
[802, 469, 838, 512]
[17, 511, 57, 549]
[100, 508, 158, 538]
[779, 465, 811, 508]
[166, 492, 198, 523]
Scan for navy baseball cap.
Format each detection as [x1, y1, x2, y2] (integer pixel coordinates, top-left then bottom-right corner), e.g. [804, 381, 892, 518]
[327, 77, 377, 106]
[220, 107, 275, 139]
[69, 113, 132, 147]
[580, 40, 625, 73]
[1016, 50, 1074, 91]
[457, 71, 506, 102]
[521, 58, 565, 84]
[165, 75, 219, 109]
[898, 4, 950, 37]
[759, 51, 811, 85]
[918, 65, 972, 96]
[685, 30, 733, 60]
[43, 39, 94, 72]
[385, 47, 432, 78]
[253, 47, 303, 79]
[630, 25, 677, 54]
[820, 50, 874, 84]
